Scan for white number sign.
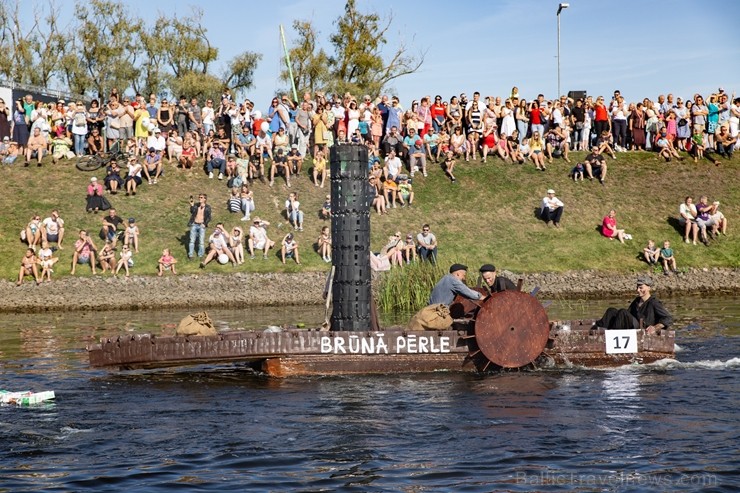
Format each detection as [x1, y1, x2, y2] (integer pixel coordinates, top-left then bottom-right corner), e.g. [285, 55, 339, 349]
[605, 329, 638, 354]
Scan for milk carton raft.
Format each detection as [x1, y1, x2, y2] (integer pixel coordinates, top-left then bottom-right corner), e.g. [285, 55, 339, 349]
[0, 390, 56, 406]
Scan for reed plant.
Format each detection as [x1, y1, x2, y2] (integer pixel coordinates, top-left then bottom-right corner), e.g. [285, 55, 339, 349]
[376, 261, 446, 312]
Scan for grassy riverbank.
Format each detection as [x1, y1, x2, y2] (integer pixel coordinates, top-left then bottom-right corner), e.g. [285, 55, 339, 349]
[0, 150, 737, 281]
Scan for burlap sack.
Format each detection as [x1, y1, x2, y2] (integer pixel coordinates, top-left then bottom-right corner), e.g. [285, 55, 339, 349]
[407, 304, 453, 331]
[176, 311, 217, 336]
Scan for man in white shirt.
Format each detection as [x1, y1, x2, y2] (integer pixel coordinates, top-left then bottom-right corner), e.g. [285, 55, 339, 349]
[540, 189, 564, 227]
[248, 217, 275, 260]
[200, 224, 236, 268]
[42, 209, 65, 249]
[147, 128, 166, 152]
[384, 149, 402, 181]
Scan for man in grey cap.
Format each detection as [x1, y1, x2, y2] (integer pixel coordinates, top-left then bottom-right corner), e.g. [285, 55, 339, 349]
[595, 275, 672, 333]
[478, 264, 516, 294]
[429, 263, 486, 306]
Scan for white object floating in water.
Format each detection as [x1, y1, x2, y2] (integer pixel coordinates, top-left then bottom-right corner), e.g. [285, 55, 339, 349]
[0, 390, 56, 406]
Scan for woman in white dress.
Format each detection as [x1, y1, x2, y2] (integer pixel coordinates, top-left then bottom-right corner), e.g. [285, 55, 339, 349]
[500, 99, 516, 138]
[346, 100, 360, 138]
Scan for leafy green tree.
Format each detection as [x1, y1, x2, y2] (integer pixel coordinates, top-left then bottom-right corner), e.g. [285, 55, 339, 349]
[328, 0, 424, 97]
[280, 20, 330, 97]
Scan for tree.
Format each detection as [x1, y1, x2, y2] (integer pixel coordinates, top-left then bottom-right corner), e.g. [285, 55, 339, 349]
[280, 20, 330, 97]
[328, 0, 424, 97]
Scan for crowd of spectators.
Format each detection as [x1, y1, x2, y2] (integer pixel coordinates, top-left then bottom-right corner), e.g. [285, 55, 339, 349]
[5, 83, 736, 283]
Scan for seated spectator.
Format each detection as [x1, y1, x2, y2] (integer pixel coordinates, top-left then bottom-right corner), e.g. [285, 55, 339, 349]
[255, 129, 273, 165]
[270, 149, 291, 187]
[87, 128, 104, 156]
[317, 226, 332, 262]
[16, 248, 40, 286]
[157, 248, 178, 276]
[529, 131, 546, 170]
[540, 189, 564, 227]
[86, 176, 110, 213]
[227, 187, 243, 214]
[230, 226, 245, 265]
[104, 160, 124, 194]
[571, 161, 585, 181]
[225, 154, 238, 179]
[247, 152, 265, 183]
[2, 140, 19, 164]
[545, 124, 571, 164]
[383, 175, 399, 209]
[42, 209, 65, 249]
[659, 240, 678, 275]
[235, 126, 255, 157]
[654, 129, 683, 162]
[424, 128, 440, 162]
[280, 233, 301, 264]
[416, 224, 438, 263]
[201, 224, 236, 268]
[595, 129, 617, 159]
[583, 147, 608, 184]
[114, 244, 133, 277]
[643, 240, 660, 265]
[381, 232, 404, 267]
[709, 200, 728, 236]
[178, 133, 198, 170]
[285, 192, 304, 230]
[397, 176, 414, 207]
[601, 209, 627, 244]
[508, 131, 525, 164]
[143, 147, 163, 184]
[24, 214, 42, 250]
[404, 127, 427, 177]
[206, 142, 226, 180]
[312, 149, 327, 188]
[24, 127, 47, 166]
[449, 126, 469, 160]
[402, 233, 417, 264]
[248, 217, 275, 260]
[678, 196, 698, 245]
[98, 241, 116, 274]
[124, 217, 140, 253]
[99, 208, 123, 246]
[714, 125, 736, 158]
[125, 156, 143, 196]
[71, 230, 97, 275]
[369, 176, 387, 215]
[286, 144, 303, 176]
[50, 132, 75, 164]
[320, 194, 331, 220]
[38, 240, 57, 282]
[381, 126, 404, 156]
[384, 148, 403, 182]
[695, 196, 717, 243]
[147, 128, 166, 153]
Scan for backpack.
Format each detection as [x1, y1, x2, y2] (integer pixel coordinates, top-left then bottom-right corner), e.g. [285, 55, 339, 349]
[74, 112, 86, 127]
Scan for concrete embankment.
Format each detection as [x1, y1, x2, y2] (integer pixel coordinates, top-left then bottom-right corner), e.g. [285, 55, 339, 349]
[1, 268, 737, 314]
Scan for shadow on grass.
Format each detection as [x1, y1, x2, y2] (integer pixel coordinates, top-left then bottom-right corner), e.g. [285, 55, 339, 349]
[177, 230, 191, 257]
[666, 216, 685, 236]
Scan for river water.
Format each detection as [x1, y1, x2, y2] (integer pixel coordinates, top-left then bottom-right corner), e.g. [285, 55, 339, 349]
[0, 297, 738, 492]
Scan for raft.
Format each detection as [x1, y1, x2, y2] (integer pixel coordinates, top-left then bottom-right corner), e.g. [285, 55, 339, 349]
[87, 290, 675, 377]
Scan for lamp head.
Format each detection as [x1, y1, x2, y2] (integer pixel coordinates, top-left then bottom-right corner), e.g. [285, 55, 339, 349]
[557, 3, 569, 14]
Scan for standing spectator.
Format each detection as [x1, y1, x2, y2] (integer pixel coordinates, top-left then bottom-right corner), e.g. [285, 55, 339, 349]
[540, 189, 564, 227]
[0, 97, 10, 140]
[188, 193, 211, 260]
[70, 101, 88, 157]
[629, 102, 646, 150]
[12, 99, 30, 152]
[416, 224, 438, 263]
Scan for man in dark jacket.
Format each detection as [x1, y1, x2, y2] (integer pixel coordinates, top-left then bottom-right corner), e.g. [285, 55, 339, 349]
[188, 193, 212, 259]
[478, 264, 517, 293]
[596, 275, 672, 333]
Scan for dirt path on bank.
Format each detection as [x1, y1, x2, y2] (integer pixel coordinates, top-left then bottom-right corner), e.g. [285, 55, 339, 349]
[1, 268, 737, 313]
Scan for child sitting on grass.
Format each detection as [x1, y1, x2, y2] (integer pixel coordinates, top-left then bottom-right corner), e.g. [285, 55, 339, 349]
[317, 226, 332, 262]
[157, 248, 178, 276]
[643, 240, 660, 266]
[443, 150, 456, 183]
[38, 240, 58, 282]
[660, 240, 678, 275]
[571, 162, 585, 182]
[115, 245, 133, 277]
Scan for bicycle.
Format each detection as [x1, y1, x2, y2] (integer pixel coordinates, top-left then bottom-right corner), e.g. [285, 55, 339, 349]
[76, 141, 128, 171]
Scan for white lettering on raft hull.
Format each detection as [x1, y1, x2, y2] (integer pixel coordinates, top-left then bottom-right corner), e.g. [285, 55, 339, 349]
[320, 334, 451, 355]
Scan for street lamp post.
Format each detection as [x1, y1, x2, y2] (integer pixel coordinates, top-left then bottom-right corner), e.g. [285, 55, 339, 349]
[557, 3, 569, 97]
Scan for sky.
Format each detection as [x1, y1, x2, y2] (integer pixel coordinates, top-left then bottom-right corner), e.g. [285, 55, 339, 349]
[17, 0, 740, 112]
